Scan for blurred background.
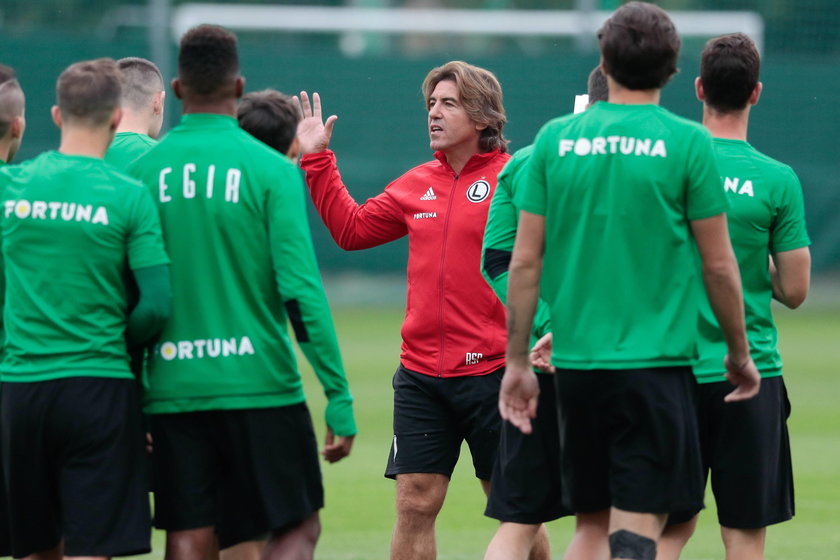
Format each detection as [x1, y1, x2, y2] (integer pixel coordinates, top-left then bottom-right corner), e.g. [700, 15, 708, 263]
[1, 0, 838, 294]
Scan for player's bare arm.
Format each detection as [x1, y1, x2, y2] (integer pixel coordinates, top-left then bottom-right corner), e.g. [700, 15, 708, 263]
[295, 91, 337, 155]
[690, 213, 760, 401]
[770, 248, 811, 309]
[501, 210, 545, 434]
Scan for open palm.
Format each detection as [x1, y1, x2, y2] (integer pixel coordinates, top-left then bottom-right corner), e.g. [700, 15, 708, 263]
[295, 91, 338, 155]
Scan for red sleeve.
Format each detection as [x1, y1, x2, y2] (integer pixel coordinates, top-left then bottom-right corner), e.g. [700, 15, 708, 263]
[300, 150, 407, 250]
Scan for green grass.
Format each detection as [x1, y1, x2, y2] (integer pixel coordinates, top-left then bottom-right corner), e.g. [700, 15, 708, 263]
[137, 303, 840, 559]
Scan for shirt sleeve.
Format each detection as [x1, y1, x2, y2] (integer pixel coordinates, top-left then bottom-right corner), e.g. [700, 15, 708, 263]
[126, 185, 170, 270]
[299, 150, 407, 250]
[685, 128, 729, 221]
[770, 167, 811, 253]
[515, 129, 550, 217]
[481, 153, 552, 341]
[267, 166, 356, 436]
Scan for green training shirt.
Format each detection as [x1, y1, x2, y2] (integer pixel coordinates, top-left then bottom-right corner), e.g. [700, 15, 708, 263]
[481, 145, 552, 347]
[128, 113, 356, 436]
[105, 131, 158, 169]
[694, 138, 810, 383]
[0, 151, 169, 382]
[517, 103, 728, 370]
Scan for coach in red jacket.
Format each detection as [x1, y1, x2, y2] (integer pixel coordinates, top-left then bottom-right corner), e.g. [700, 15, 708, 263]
[297, 61, 527, 560]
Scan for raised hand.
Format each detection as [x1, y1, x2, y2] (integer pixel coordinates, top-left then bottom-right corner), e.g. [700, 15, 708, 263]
[295, 91, 338, 155]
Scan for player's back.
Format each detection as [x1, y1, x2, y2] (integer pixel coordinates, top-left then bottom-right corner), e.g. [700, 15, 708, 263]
[694, 139, 810, 380]
[0, 151, 162, 381]
[521, 102, 727, 369]
[105, 131, 158, 169]
[129, 113, 312, 412]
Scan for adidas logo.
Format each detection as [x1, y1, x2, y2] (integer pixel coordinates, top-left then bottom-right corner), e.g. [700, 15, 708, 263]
[420, 187, 437, 201]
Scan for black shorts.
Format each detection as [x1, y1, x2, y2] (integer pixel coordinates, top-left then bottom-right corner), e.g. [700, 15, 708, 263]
[385, 365, 502, 480]
[555, 367, 704, 515]
[0, 420, 10, 558]
[150, 403, 323, 549]
[0, 377, 151, 558]
[485, 373, 571, 524]
[668, 376, 794, 529]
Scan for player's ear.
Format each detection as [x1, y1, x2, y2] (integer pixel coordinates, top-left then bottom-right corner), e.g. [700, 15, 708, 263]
[235, 76, 245, 99]
[286, 137, 300, 163]
[154, 90, 166, 115]
[172, 78, 183, 100]
[749, 82, 763, 106]
[111, 106, 123, 131]
[51, 105, 62, 128]
[694, 77, 705, 102]
[10, 114, 25, 139]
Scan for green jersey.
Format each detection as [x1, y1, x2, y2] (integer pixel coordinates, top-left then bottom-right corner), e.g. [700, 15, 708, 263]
[518, 103, 728, 370]
[105, 131, 158, 169]
[128, 114, 355, 436]
[481, 145, 552, 347]
[694, 138, 810, 383]
[0, 151, 169, 382]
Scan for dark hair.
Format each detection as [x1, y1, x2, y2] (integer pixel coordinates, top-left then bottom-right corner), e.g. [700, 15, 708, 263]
[587, 66, 608, 103]
[237, 89, 300, 155]
[422, 61, 508, 154]
[56, 58, 121, 126]
[700, 33, 760, 113]
[178, 24, 239, 98]
[0, 64, 24, 137]
[117, 57, 164, 111]
[598, 2, 680, 90]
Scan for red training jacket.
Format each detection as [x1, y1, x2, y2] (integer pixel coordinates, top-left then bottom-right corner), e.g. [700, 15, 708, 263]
[300, 149, 510, 378]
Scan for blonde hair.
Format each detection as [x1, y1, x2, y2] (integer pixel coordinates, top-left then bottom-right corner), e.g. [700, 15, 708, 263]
[422, 61, 508, 154]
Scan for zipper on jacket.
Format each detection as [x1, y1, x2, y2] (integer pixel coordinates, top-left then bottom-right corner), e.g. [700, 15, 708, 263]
[435, 173, 459, 377]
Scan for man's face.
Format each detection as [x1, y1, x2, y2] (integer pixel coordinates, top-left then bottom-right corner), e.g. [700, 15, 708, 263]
[427, 79, 483, 154]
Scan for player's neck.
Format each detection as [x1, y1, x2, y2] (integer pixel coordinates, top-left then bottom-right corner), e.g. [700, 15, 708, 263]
[58, 127, 113, 159]
[606, 77, 660, 105]
[116, 111, 154, 137]
[180, 98, 237, 118]
[0, 141, 10, 164]
[703, 106, 749, 141]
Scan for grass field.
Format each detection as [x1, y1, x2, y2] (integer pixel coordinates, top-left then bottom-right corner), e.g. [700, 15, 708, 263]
[138, 297, 840, 560]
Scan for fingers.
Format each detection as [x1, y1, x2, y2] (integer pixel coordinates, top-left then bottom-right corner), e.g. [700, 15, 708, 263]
[499, 400, 533, 435]
[298, 91, 312, 117]
[723, 374, 761, 402]
[323, 114, 338, 142]
[322, 435, 354, 463]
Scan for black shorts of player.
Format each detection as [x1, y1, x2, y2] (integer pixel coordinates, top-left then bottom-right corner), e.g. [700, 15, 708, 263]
[385, 365, 502, 480]
[668, 376, 794, 529]
[0, 377, 151, 558]
[0, 418, 10, 558]
[150, 403, 323, 549]
[485, 372, 571, 524]
[554, 366, 704, 515]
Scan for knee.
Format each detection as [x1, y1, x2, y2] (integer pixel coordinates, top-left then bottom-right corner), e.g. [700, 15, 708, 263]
[395, 477, 446, 522]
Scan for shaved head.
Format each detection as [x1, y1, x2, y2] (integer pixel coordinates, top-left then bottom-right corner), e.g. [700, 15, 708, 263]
[0, 64, 25, 138]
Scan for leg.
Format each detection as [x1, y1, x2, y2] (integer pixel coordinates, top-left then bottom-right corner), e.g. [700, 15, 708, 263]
[564, 510, 610, 560]
[720, 526, 765, 560]
[390, 473, 448, 560]
[608, 508, 666, 560]
[484, 523, 541, 560]
[656, 516, 697, 560]
[22, 545, 63, 560]
[165, 528, 216, 560]
[220, 540, 266, 560]
[262, 513, 320, 560]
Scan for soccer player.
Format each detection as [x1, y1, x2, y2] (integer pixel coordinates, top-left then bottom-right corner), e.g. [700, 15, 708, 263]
[104, 57, 165, 168]
[0, 57, 170, 560]
[481, 66, 608, 560]
[501, 3, 760, 560]
[0, 62, 26, 560]
[658, 33, 811, 560]
[128, 25, 356, 560]
[295, 61, 543, 560]
[237, 89, 301, 161]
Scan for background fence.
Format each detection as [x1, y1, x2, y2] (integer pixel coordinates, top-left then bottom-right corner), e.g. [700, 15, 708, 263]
[2, 0, 838, 277]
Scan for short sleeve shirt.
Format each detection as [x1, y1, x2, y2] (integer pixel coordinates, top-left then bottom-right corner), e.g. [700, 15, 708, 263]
[0, 151, 169, 382]
[694, 138, 810, 382]
[517, 103, 728, 369]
